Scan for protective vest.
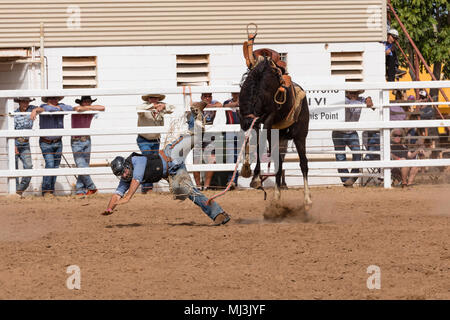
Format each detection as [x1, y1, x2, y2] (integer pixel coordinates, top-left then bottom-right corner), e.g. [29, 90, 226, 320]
[125, 152, 166, 183]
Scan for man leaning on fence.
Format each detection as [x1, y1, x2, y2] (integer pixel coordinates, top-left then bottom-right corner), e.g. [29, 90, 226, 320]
[71, 96, 105, 196]
[136, 93, 175, 194]
[31, 96, 73, 196]
[14, 97, 38, 196]
[332, 90, 374, 187]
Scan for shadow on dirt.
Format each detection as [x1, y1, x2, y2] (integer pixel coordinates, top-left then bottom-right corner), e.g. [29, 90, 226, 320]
[168, 221, 216, 227]
[105, 223, 143, 229]
[234, 218, 263, 225]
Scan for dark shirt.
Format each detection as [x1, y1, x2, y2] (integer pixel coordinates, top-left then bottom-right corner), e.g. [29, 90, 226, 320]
[115, 155, 167, 196]
[391, 143, 408, 159]
[39, 103, 73, 140]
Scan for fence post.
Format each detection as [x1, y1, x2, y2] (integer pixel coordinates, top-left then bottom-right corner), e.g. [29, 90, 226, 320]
[7, 98, 16, 194]
[381, 89, 392, 188]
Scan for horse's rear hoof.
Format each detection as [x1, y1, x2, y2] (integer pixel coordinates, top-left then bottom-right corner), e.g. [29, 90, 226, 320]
[250, 177, 262, 189]
[304, 200, 312, 212]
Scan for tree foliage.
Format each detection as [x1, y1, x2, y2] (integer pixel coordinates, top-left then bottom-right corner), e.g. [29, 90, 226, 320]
[389, 0, 449, 79]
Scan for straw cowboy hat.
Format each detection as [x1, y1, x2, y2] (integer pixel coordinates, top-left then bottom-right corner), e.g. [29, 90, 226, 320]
[141, 93, 165, 102]
[14, 97, 35, 103]
[41, 96, 64, 103]
[75, 95, 97, 105]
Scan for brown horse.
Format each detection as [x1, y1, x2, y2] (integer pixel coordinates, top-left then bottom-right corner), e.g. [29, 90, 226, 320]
[238, 55, 312, 208]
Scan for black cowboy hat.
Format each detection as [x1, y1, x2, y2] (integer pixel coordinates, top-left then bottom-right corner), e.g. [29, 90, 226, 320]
[75, 96, 97, 105]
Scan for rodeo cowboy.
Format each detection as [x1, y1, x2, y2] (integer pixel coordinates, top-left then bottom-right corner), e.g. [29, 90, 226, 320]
[102, 104, 231, 226]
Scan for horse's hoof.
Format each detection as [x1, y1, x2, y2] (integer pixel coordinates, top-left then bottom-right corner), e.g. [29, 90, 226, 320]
[250, 178, 262, 189]
[304, 200, 312, 211]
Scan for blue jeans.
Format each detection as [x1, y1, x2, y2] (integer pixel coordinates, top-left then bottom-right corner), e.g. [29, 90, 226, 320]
[15, 140, 33, 192]
[364, 131, 380, 161]
[39, 139, 63, 194]
[332, 131, 361, 183]
[71, 138, 96, 194]
[165, 134, 224, 221]
[137, 135, 160, 192]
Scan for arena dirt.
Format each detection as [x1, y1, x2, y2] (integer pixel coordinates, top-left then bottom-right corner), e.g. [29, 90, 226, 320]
[0, 184, 449, 299]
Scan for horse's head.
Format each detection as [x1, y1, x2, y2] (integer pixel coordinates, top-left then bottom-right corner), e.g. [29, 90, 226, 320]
[238, 56, 284, 131]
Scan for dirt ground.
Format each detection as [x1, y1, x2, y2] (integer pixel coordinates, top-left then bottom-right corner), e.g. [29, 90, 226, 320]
[0, 183, 449, 300]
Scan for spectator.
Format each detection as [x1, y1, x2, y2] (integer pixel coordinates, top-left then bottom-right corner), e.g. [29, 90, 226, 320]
[136, 93, 175, 194]
[390, 128, 423, 187]
[418, 90, 434, 120]
[14, 97, 38, 196]
[417, 90, 438, 146]
[405, 95, 421, 145]
[71, 96, 106, 196]
[31, 96, 73, 196]
[222, 91, 240, 189]
[385, 29, 399, 82]
[390, 90, 407, 121]
[332, 90, 374, 187]
[192, 93, 222, 190]
[405, 95, 416, 118]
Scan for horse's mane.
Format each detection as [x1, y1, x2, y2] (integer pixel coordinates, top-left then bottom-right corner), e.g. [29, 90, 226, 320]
[240, 58, 274, 115]
[243, 58, 269, 103]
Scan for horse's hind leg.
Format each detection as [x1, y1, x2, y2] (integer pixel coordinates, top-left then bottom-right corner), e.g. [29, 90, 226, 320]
[250, 129, 262, 189]
[293, 136, 312, 208]
[274, 138, 288, 201]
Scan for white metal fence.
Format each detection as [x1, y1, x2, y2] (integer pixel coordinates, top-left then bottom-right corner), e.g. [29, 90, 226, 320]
[1, 81, 449, 195]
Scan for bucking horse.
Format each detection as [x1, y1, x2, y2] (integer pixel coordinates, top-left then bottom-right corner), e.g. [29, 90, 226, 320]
[238, 25, 312, 208]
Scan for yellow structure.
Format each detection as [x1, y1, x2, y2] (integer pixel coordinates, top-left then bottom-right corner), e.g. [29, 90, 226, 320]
[391, 67, 450, 115]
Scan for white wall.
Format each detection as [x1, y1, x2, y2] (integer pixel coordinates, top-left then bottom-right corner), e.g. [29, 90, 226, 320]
[1, 42, 386, 195]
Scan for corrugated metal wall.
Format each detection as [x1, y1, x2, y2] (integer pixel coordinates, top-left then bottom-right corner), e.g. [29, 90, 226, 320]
[0, 0, 386, 47]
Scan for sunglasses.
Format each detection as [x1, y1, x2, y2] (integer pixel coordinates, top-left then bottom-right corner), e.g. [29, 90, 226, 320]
[392, 134, 402, 138]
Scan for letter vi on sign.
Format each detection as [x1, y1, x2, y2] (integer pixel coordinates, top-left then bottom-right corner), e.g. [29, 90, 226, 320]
[366, 265, 381, 290]
[66, 265, 81, 290]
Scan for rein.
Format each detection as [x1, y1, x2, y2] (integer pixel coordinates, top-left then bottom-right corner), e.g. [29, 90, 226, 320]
[206, 117, 259, 205]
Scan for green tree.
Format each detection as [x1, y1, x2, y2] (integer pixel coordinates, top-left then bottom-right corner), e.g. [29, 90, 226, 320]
[389, 0, 449, 96]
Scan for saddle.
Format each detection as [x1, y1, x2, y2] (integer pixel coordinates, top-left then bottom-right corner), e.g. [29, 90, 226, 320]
[272, 85, 306, 130]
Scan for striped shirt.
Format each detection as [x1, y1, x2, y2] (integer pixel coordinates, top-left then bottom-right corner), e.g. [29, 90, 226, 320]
[223, 99, 240, 124]
[14, 105, 38, 130]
